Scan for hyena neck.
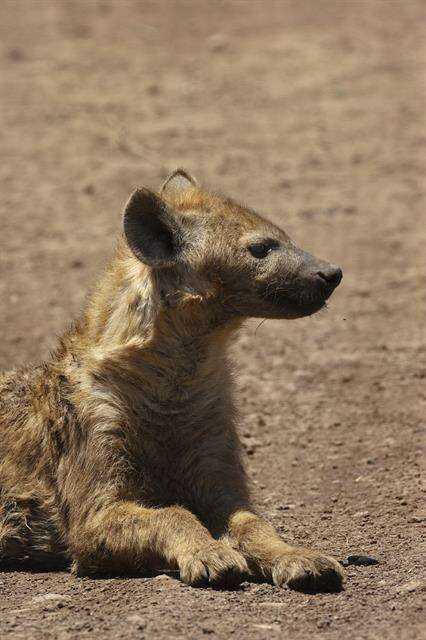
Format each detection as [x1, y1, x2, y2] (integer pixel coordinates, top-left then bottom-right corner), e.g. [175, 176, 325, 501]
[68, 244, 242, 385]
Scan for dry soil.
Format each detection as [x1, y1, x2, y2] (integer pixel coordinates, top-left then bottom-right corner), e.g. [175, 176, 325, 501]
[0, 1, 425, 639]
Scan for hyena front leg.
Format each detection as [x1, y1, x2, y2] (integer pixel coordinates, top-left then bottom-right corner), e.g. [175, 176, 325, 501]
[226, 510, 344, 592]
[197, 452, 343, 592]
[69, 501, 248, 588]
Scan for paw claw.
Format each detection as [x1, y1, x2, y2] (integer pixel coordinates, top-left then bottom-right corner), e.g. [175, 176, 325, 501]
[179, 543, 249, 589]
[272, 549, 344, 593]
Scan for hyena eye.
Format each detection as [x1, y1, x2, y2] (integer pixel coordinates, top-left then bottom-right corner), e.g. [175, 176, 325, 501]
[248, 243, 271, 259]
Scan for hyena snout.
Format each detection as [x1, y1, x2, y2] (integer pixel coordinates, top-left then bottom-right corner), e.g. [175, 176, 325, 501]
[293, 255, 342, 317]
[302, 259, 343, 296]
[292, 252, 342, 312]
[261, 248, 343, 319]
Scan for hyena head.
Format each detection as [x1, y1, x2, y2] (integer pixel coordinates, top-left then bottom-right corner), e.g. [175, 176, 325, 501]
[123, 169, 342, 321]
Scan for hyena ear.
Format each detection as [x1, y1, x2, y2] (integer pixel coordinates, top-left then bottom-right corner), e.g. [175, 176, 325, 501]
[123, 188, 183, 268]
[160, 168, 197, 197]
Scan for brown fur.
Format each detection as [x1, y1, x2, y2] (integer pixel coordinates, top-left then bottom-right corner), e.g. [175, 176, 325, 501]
[0, 170, 343, 591]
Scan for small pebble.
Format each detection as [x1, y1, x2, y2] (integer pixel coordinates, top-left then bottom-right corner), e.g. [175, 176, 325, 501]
[207, 33, 229, 52]
[253, 624, 281, 632]
[31, 593, 71, 604]
[395, 579, 425, 594]
[127, 614, 146, 629]
[409, 515, 425, 523]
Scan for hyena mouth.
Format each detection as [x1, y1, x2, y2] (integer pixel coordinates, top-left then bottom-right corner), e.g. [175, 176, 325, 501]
[262, 264, 342, 318]
[262, 287, 329, 318]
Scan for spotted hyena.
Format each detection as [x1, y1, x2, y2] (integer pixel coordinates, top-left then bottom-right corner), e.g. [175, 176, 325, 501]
[0, 170, 343, 591]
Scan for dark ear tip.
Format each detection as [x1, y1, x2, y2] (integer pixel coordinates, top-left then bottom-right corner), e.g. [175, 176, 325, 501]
[124, 188, 161, 219]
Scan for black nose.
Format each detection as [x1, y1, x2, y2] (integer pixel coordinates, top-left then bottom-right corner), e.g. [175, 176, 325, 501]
[317, 265, 343, 288]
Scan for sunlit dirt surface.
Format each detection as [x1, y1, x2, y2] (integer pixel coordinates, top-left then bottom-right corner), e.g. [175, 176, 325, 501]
[0, 1, 424, 638]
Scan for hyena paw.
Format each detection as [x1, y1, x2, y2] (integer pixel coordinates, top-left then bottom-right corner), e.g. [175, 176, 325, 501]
[271, 547, 344, 593]
[179, 542, 249, 589]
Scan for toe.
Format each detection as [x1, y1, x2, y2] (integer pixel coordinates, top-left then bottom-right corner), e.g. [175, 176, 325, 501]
[211, 565, 247, 589]
[179, 545, 249, 589]
[180, 559, 209, 587]
[207, 552, 249, 589]
[273, 552, 344, 593]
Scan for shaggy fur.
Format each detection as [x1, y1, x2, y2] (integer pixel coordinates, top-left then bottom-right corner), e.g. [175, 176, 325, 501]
[0, 170, 343, 591]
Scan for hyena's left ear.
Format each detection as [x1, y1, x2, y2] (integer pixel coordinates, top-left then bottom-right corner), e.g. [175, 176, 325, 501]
[160, 168, 197, 197]
[123, 188, 183, 268]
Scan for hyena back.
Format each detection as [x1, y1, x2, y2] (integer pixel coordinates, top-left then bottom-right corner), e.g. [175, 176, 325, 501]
[0, 170, 343, 590]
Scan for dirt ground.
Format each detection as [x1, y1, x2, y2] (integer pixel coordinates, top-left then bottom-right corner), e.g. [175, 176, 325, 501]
[0, 0, 425, 638]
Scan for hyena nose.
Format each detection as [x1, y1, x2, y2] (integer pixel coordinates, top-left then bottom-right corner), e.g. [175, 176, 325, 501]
[316, 264, 343, 289]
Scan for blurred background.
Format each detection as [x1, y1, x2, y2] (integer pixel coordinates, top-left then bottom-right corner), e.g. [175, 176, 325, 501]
[0, 2, 424, 639]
